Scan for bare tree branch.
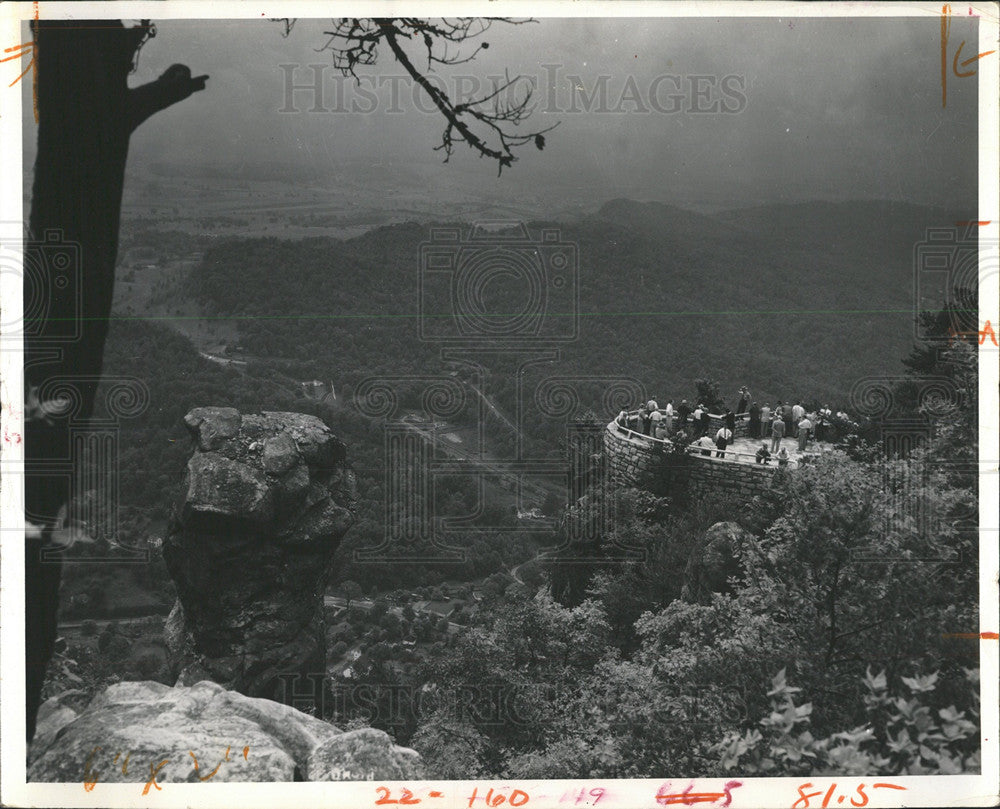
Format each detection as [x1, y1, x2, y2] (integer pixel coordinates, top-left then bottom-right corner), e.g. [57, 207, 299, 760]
[128, 63, 208, 131]
[302, 17, 556, 175]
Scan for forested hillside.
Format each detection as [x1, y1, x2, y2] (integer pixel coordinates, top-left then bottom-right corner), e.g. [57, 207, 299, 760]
[50, 199, 983, 779]
[184, 198, 953, 408]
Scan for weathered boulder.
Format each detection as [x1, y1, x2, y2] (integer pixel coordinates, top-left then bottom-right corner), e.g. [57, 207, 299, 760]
[682, 520, 752, 603]
[164, 408, 356, 705]
[28, 680, 423, 782]
[308, 727, 423, 781]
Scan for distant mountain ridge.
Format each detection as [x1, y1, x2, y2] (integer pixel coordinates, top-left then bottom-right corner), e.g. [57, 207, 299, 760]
[169, 195, 961, 409]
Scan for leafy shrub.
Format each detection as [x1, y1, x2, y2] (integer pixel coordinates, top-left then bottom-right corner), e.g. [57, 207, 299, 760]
[714, 667, 980, 776]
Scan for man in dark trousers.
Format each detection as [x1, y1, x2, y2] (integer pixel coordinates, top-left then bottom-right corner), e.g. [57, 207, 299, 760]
[770, 416, 786, 454]
[677, 399, 691, 431]
[748, 401, 761, 438]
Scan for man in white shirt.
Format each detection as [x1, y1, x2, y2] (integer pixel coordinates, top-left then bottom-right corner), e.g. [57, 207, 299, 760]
[664, 399, 674, 416]
[649, 407, 663, 435]
[692, 404, 704, 436]
[714, 425, 733, 458]
[791, 401, 805, 436]
[647, 398, 658, 412]
[797, 416, 813, 451]
[694, 435, 715, 455]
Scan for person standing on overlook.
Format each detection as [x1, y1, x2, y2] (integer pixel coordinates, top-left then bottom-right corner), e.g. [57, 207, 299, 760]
[663, 405, 674, 435]
[817, 404, 832, 441]
[692, 403, 704, 436]
[791, 401, 805, 436]
[715, 425, 733, 458]
[650, 406, 663, 436]
[677, 399, 691, 430]
[797, 415, 813, 451]
[748, 401, 761, 438]
[760, 402, 772, 432]
[616, 409, 629, 433]
[770, 415, 786, 453]
[724, 408, 736, 433]
[736, 385, 750, 414]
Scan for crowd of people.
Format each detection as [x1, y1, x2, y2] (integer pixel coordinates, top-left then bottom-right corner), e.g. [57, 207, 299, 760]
[615, 386, 856, 465]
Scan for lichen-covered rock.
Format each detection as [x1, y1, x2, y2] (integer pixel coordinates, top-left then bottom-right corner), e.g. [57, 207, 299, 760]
[28, 691, 82, 766]
[682, 520, 752, 603]
[184, 406, 242, 451]
[182, 452, 275, 528]
[308, 727, 423, 781]
[164, 408, 356, 705]
[28, 681, 422, 783]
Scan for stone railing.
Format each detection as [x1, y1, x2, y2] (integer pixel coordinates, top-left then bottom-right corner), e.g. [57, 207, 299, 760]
[603, 418, 800, 503]
[607, 417, 794, 466]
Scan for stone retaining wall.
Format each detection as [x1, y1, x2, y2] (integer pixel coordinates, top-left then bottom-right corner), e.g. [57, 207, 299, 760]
[686, 452, 778, 502]
[604, 421, 779, 503]
[604, 424, 660, 483]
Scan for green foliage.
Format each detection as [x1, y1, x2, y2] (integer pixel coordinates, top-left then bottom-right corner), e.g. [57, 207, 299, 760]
[695, 378, 725, 412]
[713, 666, 980, 776]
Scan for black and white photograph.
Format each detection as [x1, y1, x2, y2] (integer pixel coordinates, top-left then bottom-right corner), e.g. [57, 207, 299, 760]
[1, 3, 997, 807]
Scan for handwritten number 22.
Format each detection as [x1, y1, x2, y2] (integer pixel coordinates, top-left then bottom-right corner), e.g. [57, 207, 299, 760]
[376, 786, 421, 805]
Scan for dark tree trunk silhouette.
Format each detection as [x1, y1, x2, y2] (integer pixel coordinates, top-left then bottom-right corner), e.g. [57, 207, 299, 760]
[24, 19, 205, 742]
[22, 15, 545, 746]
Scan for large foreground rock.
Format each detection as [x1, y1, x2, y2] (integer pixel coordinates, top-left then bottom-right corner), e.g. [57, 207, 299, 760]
[29, 680, 422, 782]
[164, 408, 356, 703]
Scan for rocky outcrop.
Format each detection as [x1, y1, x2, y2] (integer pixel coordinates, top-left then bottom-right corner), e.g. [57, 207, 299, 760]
[682, 521, 752, 603]
[163, 408, 356, 704]
[28, 680, 422, 782]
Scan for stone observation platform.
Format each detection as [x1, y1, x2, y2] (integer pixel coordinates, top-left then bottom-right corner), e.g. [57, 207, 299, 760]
[604, 409, 838, 500]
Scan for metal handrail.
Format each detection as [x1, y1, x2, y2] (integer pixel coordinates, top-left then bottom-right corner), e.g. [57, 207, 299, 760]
[608, 419, 804, 468]
[620, 407, 751, 421]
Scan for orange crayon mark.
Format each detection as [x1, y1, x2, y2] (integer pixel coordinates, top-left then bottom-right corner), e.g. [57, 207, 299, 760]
[188, 748, 228, 782]
[947, 321, 999, 348]
[954, 220, 991, 226]
[942, 4, 996, 107]
[943, 631, 1000, 639]
[243, 745, 250, 760]
[141, 759, 169, 795]
[82, 745, 102, 792]
[0, 2, 41, 121]
[0, 42, 34, 87]
[953, 39, 996, 77]
[979, 320, 997, 346]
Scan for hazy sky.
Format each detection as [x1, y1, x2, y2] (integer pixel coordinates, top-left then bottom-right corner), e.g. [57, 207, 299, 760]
[22, 13, 982, 212]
